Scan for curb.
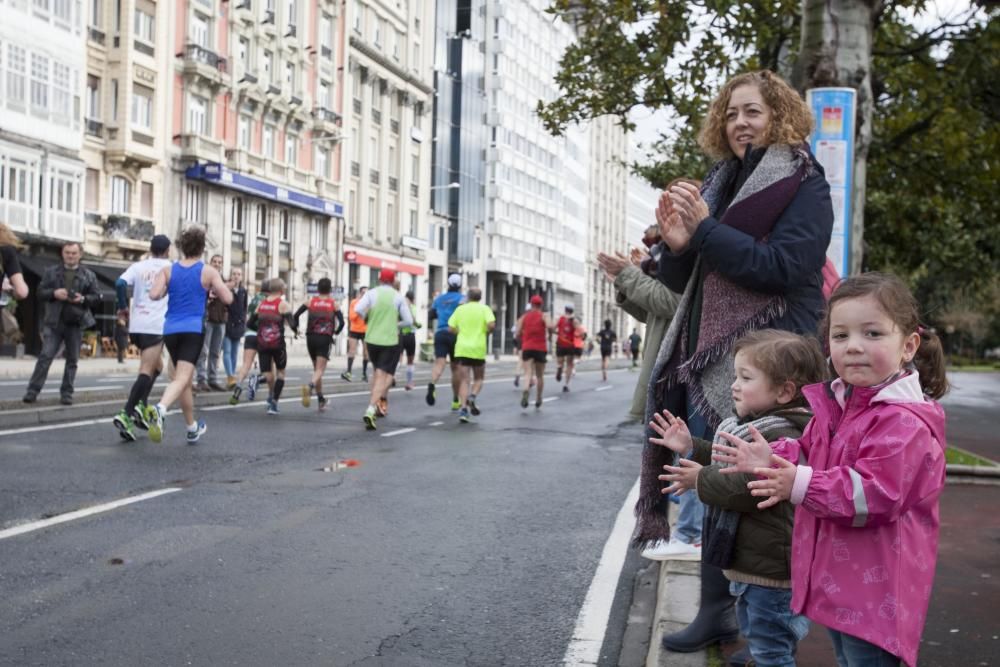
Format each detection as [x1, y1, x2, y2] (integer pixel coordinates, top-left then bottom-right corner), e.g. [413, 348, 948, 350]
[647, 559, 706, 667]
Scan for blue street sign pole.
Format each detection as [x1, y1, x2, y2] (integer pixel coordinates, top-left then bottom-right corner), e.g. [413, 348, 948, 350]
[807, 88, 856, 278]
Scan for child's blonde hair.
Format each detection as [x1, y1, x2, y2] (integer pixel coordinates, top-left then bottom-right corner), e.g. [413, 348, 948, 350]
[733, 329, 829, 404]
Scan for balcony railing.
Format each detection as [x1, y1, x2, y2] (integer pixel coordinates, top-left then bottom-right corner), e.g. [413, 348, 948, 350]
[352, 98, 362, 114]
[321, 45, 332, 58]
[371, 109, 381, 124]
[88, 26, 105, 44]
[184, 43, 227, 72]
[285, 24, 297, 38]
[85, 118, 104, 137]
[369, 169, 380, 185]
[350, 161, 360, 177]
[390, 119, 399, 134]
[388, 176, 398, 192]
[313, 106, 341, 124]
[289, 95, 303, 107]
[134, 40, 154, 57]
[409, 183, 418, 197]
[267, 84, 281, 96]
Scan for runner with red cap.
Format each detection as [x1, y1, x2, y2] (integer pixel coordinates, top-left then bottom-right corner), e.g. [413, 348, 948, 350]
[554, 303, 580, 392]
[353, 268, 412, 430]
[514, 294, 555, 409]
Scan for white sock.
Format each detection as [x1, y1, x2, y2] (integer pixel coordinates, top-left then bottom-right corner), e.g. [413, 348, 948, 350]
[187, 421, 197, 431]
[155, 403, 166, 415]
[406, 365, 414, 384]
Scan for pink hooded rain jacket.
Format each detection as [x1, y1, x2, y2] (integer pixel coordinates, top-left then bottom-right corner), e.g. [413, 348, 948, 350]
[773, 371, 946, 666]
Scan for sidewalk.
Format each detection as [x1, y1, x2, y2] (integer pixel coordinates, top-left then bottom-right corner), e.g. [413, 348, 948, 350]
[646, 479, 1000, 667]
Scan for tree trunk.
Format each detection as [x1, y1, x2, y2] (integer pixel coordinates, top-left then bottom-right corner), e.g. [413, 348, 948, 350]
[793, 0, 877, 275]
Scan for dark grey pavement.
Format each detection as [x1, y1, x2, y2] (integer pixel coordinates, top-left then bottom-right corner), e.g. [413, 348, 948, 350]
[0, 367, 647, 666]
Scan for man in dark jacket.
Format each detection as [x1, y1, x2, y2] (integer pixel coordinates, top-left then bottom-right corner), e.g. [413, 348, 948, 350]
[196, 254, 227, 391]
[23, 242, 101, 405]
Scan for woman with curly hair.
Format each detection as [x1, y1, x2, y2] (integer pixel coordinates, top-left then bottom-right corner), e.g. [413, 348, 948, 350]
[636, 70, 835, 653]
[0, 222, 29, 300]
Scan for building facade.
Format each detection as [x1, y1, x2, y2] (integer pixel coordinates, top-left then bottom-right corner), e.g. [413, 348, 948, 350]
[341, 0, 435, 314]
[163, 0, 347, 308]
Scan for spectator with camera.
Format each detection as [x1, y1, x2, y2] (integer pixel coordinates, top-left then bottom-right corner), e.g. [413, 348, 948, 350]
[23, 241, 101, 405]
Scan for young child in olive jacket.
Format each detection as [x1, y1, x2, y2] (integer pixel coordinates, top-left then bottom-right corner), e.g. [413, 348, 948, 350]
[650, 329, 828, 666]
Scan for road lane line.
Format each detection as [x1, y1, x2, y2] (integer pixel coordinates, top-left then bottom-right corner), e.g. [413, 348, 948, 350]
[563, 477, 640, 666]
[0, 487, 183, 540]
[428, 421, 444, 426]
[0, 418, 106, 437]
[543, 397, 559, 403]
[594, 385, 613, 392]
[381, 427, 416, 438]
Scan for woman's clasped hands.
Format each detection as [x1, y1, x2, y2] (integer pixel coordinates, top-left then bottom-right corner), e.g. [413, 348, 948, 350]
[656, 181, 710, 254]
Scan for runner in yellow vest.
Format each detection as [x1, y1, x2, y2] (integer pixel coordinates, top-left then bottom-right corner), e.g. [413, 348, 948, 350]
[447, 287, 496, 423]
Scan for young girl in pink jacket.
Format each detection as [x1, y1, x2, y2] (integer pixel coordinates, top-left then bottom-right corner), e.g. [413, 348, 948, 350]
[713, 272, 948, 667]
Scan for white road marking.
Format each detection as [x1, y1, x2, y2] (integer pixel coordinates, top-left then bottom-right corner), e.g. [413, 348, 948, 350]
[428, 421, 444, 426]
[0, 418, 106, 437]
[543, 397, 559, 403]
[381, 427, 416, 438]
[594, 385, 613, 392]
[97, 377, 132, 383]
[0, 487, 182, 541]
[41, 386, 124, 394]
[563, 477, 640, 666]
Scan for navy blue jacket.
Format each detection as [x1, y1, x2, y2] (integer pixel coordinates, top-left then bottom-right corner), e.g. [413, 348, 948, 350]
[658, 160, 834, 337]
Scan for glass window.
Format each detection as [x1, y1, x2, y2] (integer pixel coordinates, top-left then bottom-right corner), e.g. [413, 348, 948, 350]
[111, 79, 118, 120]
[315, 147, 328, 179]
[110, 176, 131, 214]
[238, 115, 252, 149]
[30, 53, 49, 113]
[263, 49, 274, 83]
[85, 169, 99, 211]
[86, 75, 100, 119]
[285, 61, 295, 89]
[239, 37, 250, 71]
[190, 13, 210, 47]
[320, 14, 332, 50]
[131, 85, 153, 129]
[188, 94, 207, 134]
[52, 62, 71, 122]
[90, 0, 102, 26]
[140, 182, 153, 217]
[134, 9, 155, 44]
[318, 80, 330, 108]
[285, 133, 297, 165]
[263, 125, 274, 159]
[285, 0, 296, 26]
[5, 45, 26, 107]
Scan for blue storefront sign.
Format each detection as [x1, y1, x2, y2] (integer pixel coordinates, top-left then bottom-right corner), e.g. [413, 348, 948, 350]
[807, 88, 856, 278]
[185, 163, 344, 218]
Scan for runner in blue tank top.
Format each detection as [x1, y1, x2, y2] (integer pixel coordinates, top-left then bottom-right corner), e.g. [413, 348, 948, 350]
[425, 273, 465, 408]
[145, 226, 232, 444]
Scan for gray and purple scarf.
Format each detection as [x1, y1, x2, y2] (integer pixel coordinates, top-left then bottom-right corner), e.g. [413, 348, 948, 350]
[633, 143, 815, 549]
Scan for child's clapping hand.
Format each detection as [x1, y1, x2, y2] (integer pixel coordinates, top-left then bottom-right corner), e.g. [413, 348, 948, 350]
[747, 457, 798, 509]
[658, 459, 702, 496]
[648, 410, 692, 455]
[712, 425, 773, 473]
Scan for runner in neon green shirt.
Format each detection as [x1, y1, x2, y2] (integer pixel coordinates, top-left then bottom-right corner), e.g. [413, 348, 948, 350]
[447, 287, 496, 422]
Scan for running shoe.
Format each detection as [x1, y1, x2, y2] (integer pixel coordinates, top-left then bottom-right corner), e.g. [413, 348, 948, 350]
[458, 407, 471, 423]
[301, 383, 312, 408]
[266, 399, 280, 415]
[186, 420, 207, 445]
[113, 410, 137, 442]
[247, 373, 260, 401]
[468, 398, 481, 416]
[229, 385, 243, 405]
[405, 382, 414, 391]
[563, 385, 570, 393]
[341, 371, 352, 382]
[514, 375, 520, 388]
[363, 407, 377, 430]
[426, 382, 436, 406]
[362, 373, 368, 383]
[145, 404, 164, 443]
[132, 401, 150, 430]
[555, 367, 562, 382]
[535, 399, 543, 409]
[317, 396, 328, 412]
[520, 391, 529, 409]
[450, 399, 461, 411]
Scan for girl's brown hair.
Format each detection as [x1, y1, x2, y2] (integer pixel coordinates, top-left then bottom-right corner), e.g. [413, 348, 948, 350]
[819, 272, 949, 399]
[0, 222, 24, 248]
[177, 226, 206, 259]
[734, 329, 829, 404]
[698, 70, 814, 160]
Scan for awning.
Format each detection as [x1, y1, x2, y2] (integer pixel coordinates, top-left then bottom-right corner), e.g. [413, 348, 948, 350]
[345, 250, 425, 276]
[185, 163, 345, 218]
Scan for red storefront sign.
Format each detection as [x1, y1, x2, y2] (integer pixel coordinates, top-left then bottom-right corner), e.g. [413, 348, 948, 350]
[343, 249, 424, 276]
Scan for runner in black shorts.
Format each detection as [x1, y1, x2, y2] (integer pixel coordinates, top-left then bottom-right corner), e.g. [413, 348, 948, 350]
[254, 278, 292, 415]
[596, 320, 617, 382]
[293, 278, 345, 410]
[164, 331, 205, 365]
[130, 333, 164, 350]
[366, 342, 403, 375]
[398, 290, 422, 390]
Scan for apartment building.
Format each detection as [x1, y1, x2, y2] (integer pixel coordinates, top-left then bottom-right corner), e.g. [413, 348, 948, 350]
[481, 0, 584, 352]
[81, 0, 173, 266]
[582, 115, 629, 340]
[342, 0, 435, 309]
[0, 0, 88, 351]
[165, 0, 347, 305]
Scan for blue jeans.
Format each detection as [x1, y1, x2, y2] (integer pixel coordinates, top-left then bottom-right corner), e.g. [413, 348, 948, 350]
[827, 629, 901, 667]
[731, 582, 809, 667]
[222, 336, 241, 378]
[673, 396, 711, 543]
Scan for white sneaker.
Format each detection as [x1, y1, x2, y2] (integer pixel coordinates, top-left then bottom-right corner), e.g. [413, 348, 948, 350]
[640, 537, 702, 561]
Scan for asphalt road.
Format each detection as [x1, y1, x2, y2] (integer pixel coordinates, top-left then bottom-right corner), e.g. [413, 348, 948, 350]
[0, 367, 647, 667]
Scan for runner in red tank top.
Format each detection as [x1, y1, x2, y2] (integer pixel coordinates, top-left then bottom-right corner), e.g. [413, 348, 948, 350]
[515, 295, 555, 408]
[292, 278, 345, 411]
[554, 304, 581, 392]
